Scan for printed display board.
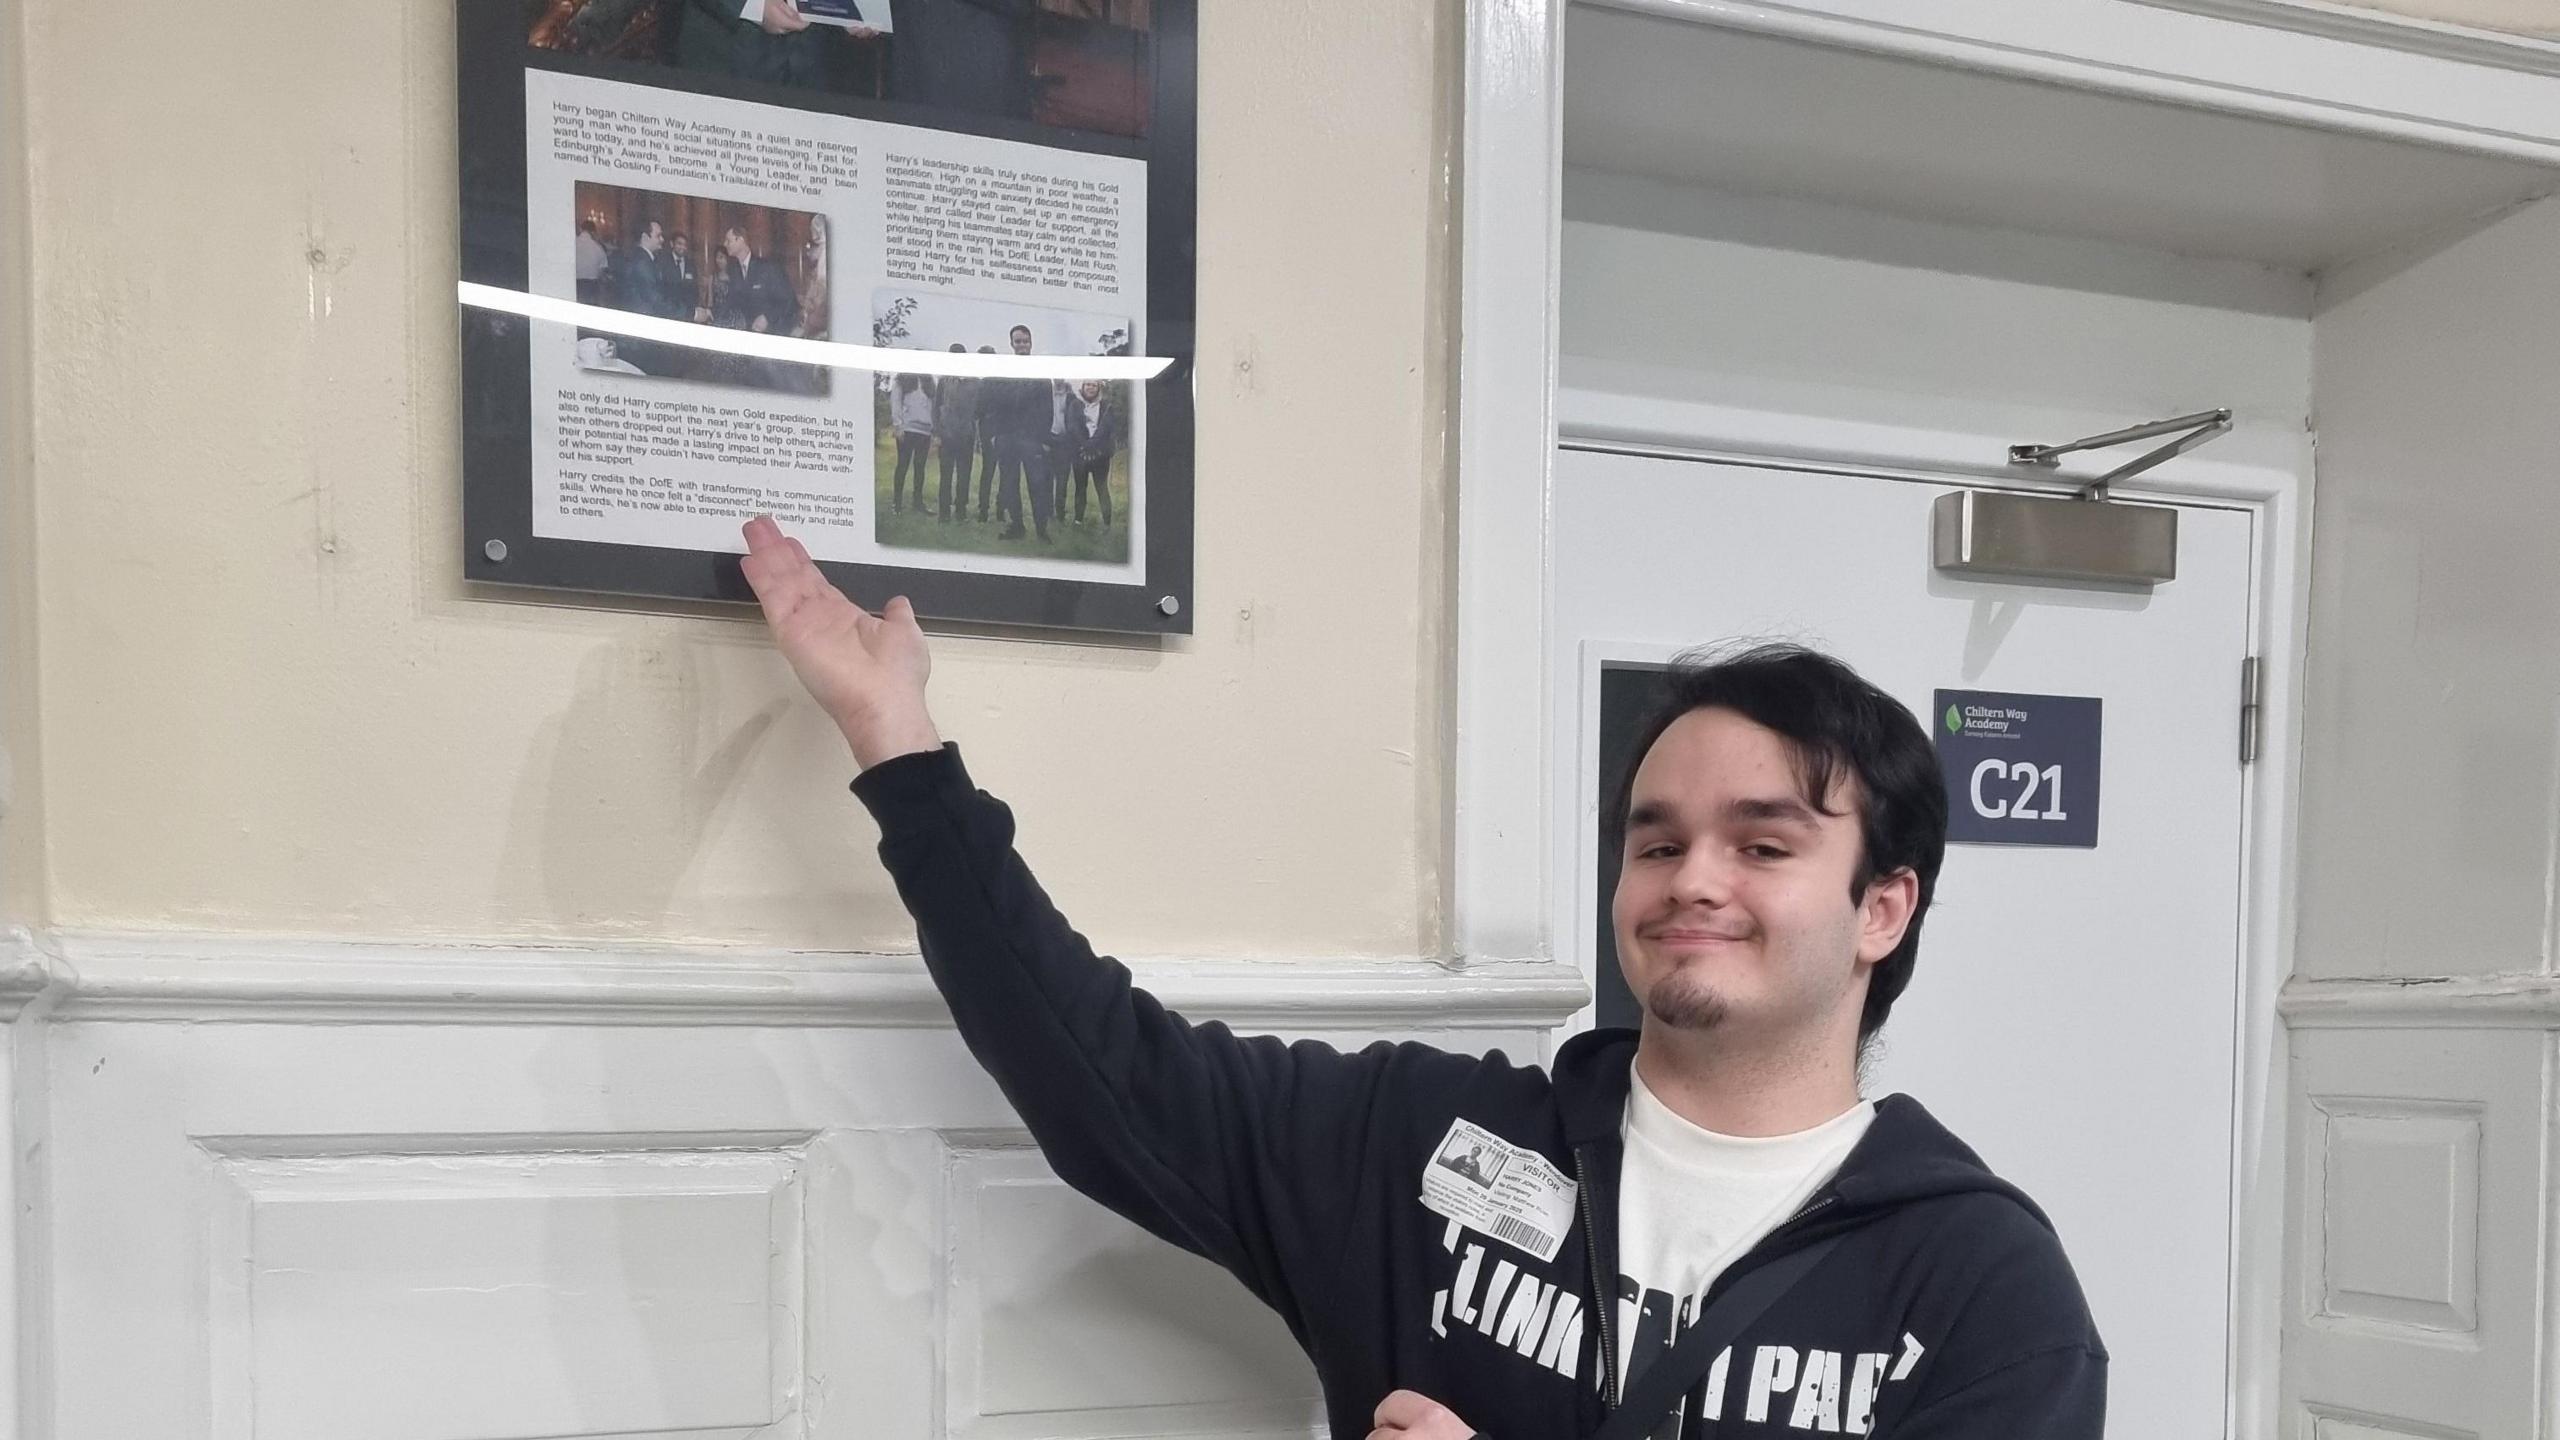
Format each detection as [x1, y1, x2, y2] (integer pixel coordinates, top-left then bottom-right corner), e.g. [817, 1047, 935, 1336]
[460, 0, 1196, 632]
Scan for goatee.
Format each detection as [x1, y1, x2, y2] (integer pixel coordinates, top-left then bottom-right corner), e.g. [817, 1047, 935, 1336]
[1645, 977, 1730, 1031]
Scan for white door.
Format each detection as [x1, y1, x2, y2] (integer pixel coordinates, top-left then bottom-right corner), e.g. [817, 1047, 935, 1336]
[1551, 444, 2256, 1439]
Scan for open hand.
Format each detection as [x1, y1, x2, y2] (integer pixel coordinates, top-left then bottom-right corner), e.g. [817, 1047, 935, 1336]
[1370, 1390, 1475, 1440]
[739, 516, 941, 767]
[759, 0, 812, 35]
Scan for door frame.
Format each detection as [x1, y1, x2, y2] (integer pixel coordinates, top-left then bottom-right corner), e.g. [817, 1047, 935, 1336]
[1456, 17, 2311, 1433]
[1457, 370, 2307, 1440]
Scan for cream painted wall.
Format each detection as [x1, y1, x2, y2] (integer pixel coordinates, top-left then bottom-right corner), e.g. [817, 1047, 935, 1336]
[17, 0, 1457, 957]
[0, 0, 40, 926]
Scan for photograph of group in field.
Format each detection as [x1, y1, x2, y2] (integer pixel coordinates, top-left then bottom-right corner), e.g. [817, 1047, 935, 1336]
[869, 288, 1135, 563]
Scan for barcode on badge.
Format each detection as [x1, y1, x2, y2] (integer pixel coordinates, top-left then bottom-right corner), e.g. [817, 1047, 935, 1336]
[1490, 1212, 1560, 1256]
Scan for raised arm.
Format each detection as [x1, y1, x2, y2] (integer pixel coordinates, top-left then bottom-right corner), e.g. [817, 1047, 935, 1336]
[738, 518, 1445, 1336]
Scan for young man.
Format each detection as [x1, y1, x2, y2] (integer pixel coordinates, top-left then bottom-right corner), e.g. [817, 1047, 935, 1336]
[986, 325, 1054, 541]
[711, 225, 799, 336]
[933, 342, 980, 524]
[738, 516, 2106, 1438]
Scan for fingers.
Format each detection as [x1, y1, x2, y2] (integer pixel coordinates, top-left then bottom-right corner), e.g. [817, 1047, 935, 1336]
[1373, 1391, 1430, 1428]
[739, 518, 836, 625]
[740, 518, 896, 641]
[1371, 1391, 1470, 1439]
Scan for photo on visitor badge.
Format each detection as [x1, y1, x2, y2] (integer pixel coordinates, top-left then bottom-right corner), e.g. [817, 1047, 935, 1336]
[462, 0, 1196, 632]
[1433, 1130, 1512, 1190]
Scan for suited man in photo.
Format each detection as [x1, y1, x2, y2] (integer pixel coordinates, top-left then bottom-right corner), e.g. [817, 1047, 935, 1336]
[989, 324, 1055, 542]
[711, 225, 801, 336]
[935, 343, 982, 524]
[668, 232, 698, 299]
[615, 219, 684, 321]
[974, 345, 1002, 521]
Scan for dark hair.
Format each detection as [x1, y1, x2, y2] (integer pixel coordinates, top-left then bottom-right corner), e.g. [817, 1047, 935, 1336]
[1603, 643, 1947, 1049]
[1010, 324, 1033, 340]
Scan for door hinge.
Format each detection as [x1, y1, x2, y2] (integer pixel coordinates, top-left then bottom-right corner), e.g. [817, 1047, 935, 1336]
[2239, 656, 2263, 766]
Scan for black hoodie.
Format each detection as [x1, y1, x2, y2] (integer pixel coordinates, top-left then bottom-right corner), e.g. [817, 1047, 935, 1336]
[855, 746, 2108, 1437]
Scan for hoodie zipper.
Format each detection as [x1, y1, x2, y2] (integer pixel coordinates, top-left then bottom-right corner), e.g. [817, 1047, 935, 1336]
[1576, 1163, 1845, 1414]
[1571, 1145, 1621, 1408]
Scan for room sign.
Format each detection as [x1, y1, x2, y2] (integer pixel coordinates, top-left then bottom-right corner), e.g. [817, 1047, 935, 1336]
[1933, 689, 2102, 848]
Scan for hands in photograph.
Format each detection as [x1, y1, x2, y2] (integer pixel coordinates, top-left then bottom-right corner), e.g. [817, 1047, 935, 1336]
[759, 0, 812, 35]
[1368, 1391, 1476, 1440]
[740, 516, 942, 768]
[751, 315, 770, 333]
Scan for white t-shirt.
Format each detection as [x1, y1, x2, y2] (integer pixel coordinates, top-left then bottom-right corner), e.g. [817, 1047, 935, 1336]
[1614, 1072, 1875, 1389]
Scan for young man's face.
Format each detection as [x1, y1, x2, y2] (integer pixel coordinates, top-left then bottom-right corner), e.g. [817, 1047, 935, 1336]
[1611, 706, 1912, 1047]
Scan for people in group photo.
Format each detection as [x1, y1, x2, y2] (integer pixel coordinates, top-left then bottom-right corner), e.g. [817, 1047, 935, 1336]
[844, 297, 1139, 559]
[934, 344, 981, 524]
[890, 372, 937, 514]
[571, 196, 830, 395]
[881, 342, 1124, 538]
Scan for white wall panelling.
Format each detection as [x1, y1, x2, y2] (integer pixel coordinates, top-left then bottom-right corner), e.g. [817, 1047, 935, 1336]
[2284, 183, 2560, 1439]
[943, 1141, 1318, 1439]
[1564, 10, 2560, 270]
[2130, 0, 2560, 76]
[1576, 0, 2560, 160]
[2282, 1026, 2549, 1440]
[6, 931, 1584, 1437]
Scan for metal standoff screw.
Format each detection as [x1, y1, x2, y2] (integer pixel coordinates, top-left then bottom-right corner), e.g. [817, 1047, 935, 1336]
[1157, 595, 1180, 617]
[483, 539, 509, 564]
